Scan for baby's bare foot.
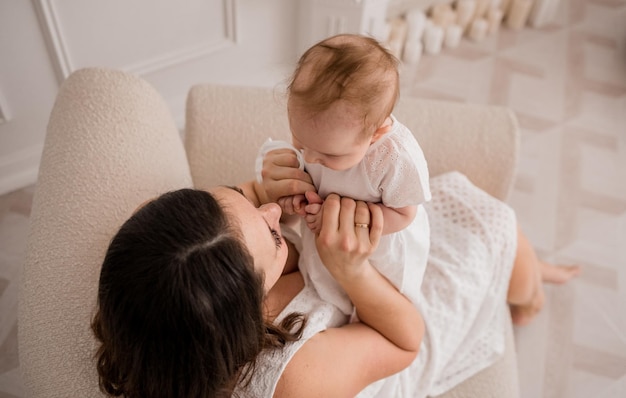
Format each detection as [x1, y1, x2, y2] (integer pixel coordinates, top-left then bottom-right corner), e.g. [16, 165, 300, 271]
[511, 262, 580, 326]
[540, 261, 581, 284]
[510, 286, 545, 326]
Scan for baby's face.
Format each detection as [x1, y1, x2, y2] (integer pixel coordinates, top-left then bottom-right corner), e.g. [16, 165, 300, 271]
[288, 99, 373, 171]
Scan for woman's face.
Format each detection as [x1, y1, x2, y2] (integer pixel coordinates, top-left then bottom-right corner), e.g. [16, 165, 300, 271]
[211, 186, 287, 291]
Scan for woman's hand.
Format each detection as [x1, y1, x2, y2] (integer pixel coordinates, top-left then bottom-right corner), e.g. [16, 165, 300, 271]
[315, 194, 383, 282]
[260, 148, 316, 211]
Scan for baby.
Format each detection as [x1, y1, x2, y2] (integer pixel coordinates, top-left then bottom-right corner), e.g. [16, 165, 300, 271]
[257, 34, 430, 316]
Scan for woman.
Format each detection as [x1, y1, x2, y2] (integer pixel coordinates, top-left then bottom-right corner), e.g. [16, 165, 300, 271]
[91, 150, 579, 398]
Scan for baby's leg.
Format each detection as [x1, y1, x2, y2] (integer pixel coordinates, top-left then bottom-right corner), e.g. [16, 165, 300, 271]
[507, 226, 581, 326]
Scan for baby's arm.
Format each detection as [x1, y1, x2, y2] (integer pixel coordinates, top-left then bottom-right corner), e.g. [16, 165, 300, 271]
[376, 204, 417, 235]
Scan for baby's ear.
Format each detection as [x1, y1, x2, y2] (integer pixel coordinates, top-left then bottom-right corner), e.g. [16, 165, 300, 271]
[370, 123, 392, 144]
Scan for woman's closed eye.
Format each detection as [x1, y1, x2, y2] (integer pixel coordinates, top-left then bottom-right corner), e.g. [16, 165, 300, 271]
[270, 228, 283, 248]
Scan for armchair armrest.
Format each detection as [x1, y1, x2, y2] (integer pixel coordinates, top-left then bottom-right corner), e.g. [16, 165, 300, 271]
[394, 97, 519, 201]
[19, 68, 192, 397]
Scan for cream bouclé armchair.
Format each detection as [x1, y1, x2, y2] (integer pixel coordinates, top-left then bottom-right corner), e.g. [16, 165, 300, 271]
[19, 68, 520, 397]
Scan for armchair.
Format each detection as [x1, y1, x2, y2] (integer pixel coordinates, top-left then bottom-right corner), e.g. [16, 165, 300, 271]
[19, 68, 520, 397]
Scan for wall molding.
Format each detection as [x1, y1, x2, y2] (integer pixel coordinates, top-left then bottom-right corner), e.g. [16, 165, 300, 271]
[0, 144, 43, 195]
[33, 0, 238, 82]
[387, 0, 446, 18]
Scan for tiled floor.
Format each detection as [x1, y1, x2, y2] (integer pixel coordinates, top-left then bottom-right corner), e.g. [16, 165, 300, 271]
[0, 187, 32, 398]
[1, 0, 625, 397]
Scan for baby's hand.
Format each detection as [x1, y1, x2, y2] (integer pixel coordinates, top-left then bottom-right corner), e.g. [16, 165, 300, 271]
[278, 194, 308, 216]
[304, 191, 324, 234]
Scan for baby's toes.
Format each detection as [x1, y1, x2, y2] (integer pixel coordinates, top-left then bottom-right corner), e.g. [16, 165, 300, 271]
[541, 262, 582, 284]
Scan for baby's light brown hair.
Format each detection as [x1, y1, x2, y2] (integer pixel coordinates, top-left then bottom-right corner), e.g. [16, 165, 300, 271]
[288, 34, 400, 137]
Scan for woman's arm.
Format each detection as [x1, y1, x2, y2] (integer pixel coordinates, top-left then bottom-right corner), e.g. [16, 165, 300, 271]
[276, 321, 421, 397]
[275, 195, 424, 397]
[238, 180, 269, 208]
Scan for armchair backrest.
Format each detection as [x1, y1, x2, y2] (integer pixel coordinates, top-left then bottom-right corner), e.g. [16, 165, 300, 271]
[185, 84, 519, 201]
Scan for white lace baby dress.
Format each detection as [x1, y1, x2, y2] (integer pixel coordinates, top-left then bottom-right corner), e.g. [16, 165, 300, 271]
[257, 116, 431, 315]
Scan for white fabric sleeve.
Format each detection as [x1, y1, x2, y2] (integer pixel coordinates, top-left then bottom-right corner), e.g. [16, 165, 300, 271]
[255, 138, 304, 184]
[366, 129, 431, 208]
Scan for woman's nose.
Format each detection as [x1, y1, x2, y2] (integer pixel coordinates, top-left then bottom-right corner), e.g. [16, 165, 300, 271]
[259, 202, 282, 221]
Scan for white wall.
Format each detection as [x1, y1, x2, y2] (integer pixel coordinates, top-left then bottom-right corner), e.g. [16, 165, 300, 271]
[0, 0, 441, 195]
[0, 0, 59, 196]
[0, 0, 299, 195]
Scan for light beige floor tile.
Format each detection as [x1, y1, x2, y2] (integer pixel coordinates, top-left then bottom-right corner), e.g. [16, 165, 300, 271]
[0, 367, 25, 398]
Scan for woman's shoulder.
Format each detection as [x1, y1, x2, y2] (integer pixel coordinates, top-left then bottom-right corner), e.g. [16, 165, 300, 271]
[237, 284, 348, 397]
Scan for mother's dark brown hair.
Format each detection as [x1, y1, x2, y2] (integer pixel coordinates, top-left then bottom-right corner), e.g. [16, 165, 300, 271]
[92, 189, 304, 398]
